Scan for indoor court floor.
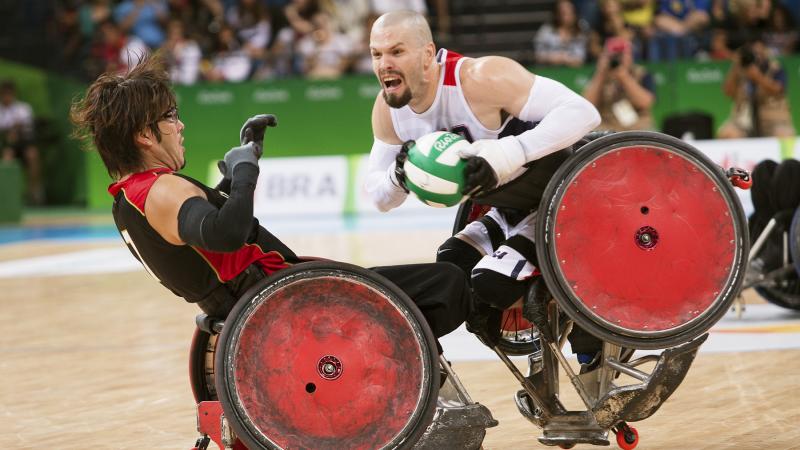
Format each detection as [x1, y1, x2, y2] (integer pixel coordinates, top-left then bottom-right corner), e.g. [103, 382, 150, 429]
[1, 212, 799, 449]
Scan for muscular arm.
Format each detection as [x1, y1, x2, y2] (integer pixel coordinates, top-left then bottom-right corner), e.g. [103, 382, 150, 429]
[461, 56, 600, 171]
[146, 165, 260, 252]
[145, 174, 207, 245]
[364, 94, 409, 211]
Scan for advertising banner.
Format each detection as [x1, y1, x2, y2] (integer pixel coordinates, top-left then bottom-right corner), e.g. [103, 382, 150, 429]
[250, 156, 349, 217]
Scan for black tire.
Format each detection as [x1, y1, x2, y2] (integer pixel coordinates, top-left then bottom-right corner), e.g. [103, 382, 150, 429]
[753, 207, 800, 310]
[791, 206, 800, 278]
[215, 261, 439, 450]
[188, 328, 218, 402]
[535, 131, 749, 349]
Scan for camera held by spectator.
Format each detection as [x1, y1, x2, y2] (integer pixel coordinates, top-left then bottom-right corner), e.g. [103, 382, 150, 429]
[718, 37, 796, 139]
[583, 36, 656, 132]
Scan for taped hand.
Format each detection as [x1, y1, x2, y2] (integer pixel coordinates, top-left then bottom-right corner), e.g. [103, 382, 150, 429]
[458, 137, 526, 192]
[217, 142, 260, 180]
[391, 140, 414, 193]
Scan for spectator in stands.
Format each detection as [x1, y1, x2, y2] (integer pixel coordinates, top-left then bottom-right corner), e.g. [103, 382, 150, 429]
[588, 0, 638, 61]
[533, 0, 589, 67]
[583, 36, 656, 131]
[86, 19, 149, 78]
[729, 0, 771, 27]
[650, 0, 711, 61]
[615, 0, 657, 59]
[114, 0, 169, 49]
[763, 3, 798, 56]
[296, 12, 353, 78]
[718, 36, 795, 138]
[202, 24, 252, 82]
[78, 0, 113, 40]
[329, 0, 371, 44]
[55, 1, 88, 77]
[370, 0, 427, 15]
[707, 0, 741, 60]
[167, 0, 225, 58]
[778, 0, 800, 24]
[352, 13, 379, 74]
[266, 0, 324, 77]
[709, 28, 733, 59]
[226, 0, 273, 64]
[0, 81, 43, 205]
[163, 19, 202, 84]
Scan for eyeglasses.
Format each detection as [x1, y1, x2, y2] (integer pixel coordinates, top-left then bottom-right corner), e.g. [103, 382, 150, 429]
[160, 107, 180, 124]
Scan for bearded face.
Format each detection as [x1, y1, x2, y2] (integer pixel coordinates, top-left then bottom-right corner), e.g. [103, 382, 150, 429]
[380, 68, 414, 108]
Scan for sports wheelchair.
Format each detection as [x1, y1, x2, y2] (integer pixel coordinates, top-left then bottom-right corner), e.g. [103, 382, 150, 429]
[188, 131, 750, 449]
[734, 200, 800, 314]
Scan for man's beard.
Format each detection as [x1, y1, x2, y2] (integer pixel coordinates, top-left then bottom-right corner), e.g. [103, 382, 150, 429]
[382, 86, 412, 109]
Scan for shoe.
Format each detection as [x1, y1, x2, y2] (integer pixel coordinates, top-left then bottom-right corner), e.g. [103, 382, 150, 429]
[578, 352, 601, 374]
[465, 302, 502, 348]
[522, 278, 555, 342]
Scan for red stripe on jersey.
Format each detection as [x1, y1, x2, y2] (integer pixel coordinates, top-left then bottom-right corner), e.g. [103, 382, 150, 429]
[109, 168, 292, 281]
[443, 50, 463, 86]
[196, 245, 290, 282]
[108, 168, 173, 213]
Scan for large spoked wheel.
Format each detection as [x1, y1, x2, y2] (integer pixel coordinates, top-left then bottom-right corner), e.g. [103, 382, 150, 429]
[755, 206, 800, 310]
[453, 201, 541, 356]
[536, 131, 749, 349]
[215, 261, 440, 450]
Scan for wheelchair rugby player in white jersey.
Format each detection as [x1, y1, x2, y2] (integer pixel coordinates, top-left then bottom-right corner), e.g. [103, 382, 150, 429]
[365, 10, 751, 449]
[365, 10, 602, 359]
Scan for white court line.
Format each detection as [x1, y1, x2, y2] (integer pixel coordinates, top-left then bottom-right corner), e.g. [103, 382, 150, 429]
[2, 247, 798, 357]
[0, 247, 141, 278]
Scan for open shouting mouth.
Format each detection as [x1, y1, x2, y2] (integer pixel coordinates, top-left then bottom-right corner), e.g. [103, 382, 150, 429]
[381, 72, 404, 95]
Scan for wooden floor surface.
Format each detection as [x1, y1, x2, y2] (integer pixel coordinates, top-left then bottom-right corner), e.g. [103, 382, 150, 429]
[1, 241, 798, 449]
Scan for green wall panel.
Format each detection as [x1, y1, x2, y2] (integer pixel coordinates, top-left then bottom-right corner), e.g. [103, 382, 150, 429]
[5, 56, 795, 209]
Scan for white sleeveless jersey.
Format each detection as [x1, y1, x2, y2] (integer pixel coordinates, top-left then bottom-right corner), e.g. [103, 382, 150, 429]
[389, 49, 513, 143]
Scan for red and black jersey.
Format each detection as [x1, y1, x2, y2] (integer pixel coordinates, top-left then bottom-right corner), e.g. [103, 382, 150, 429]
[108, 168, 299, 305]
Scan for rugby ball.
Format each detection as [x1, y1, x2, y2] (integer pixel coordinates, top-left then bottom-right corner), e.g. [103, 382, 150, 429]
[405, 131, 469, 208]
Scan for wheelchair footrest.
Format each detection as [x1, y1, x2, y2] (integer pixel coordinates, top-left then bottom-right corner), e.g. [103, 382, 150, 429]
[592, 334, 707, 428]
[538, 411, 610, 447]
[414, 402, 498, 450]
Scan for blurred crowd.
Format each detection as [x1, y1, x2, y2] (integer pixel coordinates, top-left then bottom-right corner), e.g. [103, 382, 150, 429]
[534, 0, 798, 67]
[49, 0, 800, 85]
[547, 0, 798, 140]
[53, 0, 446, 83]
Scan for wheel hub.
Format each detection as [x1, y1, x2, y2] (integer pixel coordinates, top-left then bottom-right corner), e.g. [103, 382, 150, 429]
[317, 355, 343, 380]
[634, 226, 659, 250]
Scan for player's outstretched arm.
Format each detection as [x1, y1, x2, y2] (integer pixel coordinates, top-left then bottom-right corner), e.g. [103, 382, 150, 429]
[147, 143, 261, 252]
[364, 94, 409, 212]
[460, 56, 601, 186]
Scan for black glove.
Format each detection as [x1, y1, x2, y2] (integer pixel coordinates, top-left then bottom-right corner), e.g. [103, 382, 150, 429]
[217, 142, 260, 180]
[239, 114, 277, 156]
[462, 156, 498, 196]
[392, 140, 414, 193]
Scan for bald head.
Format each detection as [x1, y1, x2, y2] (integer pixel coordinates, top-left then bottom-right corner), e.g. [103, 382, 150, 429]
[371, 11, 433, 48]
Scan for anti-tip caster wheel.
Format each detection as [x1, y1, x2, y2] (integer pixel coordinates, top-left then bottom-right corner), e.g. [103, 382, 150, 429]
[614, 423, 639, 450]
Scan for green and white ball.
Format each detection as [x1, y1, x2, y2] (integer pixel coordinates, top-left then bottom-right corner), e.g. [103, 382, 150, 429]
[405, 131, 468, 208]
